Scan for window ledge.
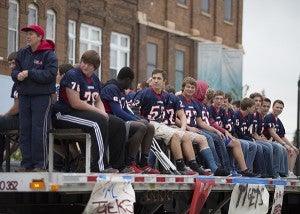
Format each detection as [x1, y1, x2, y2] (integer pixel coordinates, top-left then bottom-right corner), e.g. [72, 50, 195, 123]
[224, 20, 233, 26]
[176, 3, 188, 9]
[201, 11, 211, 18]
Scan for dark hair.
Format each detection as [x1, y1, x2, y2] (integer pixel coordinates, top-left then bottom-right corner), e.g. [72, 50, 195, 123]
[232, 100, 241, 108]
[213, 90, 225, 98]
[224, 93, 232, 103]
[152, 68, 167, 81]
[273, 99, 284, 107]
[263, 97, 271, 103]
[249, 92, 263, 100]
[181, 77, 197, 91]
[138, 81, 148, 89]
[165, 85, 175, 94]
[80, 50, 101, 70]
[240, 97, 255, 111]
[58, 63, 74, 75]
[117, 67, 134, 80]
[7, 52, 17, 61]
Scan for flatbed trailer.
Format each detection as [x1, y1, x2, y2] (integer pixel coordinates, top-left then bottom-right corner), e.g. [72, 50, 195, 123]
[0, 172, 299, 213]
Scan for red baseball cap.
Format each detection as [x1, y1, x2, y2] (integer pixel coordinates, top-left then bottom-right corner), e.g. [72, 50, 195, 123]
[21, 25, 45, 39]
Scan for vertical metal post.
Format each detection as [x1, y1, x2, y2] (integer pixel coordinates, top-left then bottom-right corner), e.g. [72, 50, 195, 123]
[296, 77, 300, 175]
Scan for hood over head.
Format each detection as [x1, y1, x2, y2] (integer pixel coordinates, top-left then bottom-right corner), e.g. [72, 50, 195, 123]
[192, 80, 209, 103]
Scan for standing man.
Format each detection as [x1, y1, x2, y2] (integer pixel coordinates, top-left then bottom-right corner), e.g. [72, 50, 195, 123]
[11, 25, 58, 172]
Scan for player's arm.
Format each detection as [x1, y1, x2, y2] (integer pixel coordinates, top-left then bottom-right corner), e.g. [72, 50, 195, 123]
[268, 127, 292, 149]
[281, 136, 299, 154]
[110, 101, 136, 121]
[176, 109, 187, 131]
[196, 117, 224, 139]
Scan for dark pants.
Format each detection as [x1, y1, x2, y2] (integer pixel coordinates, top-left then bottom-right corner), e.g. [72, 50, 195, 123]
[106, 115, 126, 170]
[0, 114, 19, 165]
[53, 111, 126, 171]
[19, 95, 51, 169]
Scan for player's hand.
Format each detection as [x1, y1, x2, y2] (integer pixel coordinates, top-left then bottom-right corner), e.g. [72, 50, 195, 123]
[292, 145, 299, 154]
[285, 144, 293, 154]
[189, 127, 200, 133]
[216, 130, 225, 139]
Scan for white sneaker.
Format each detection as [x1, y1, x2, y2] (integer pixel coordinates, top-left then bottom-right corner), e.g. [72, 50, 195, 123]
[287, 171, 297, 179]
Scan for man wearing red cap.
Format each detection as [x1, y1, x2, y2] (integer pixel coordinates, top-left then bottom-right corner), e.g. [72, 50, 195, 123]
[11, 25, 58, 172]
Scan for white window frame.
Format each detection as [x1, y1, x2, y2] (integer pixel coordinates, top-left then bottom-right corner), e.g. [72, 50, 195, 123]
[80, 23, 102, 77]
[8, 0, 19, 54]
[46, 9, 56, 41]
[110, 32, 130, 79]
[68, 20, 76, 65]
[28, 3, 38, 25]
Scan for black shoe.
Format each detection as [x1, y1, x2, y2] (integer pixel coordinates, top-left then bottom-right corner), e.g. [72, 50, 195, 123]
[241, 169, 256, 177]
[214, 167, 230, 176]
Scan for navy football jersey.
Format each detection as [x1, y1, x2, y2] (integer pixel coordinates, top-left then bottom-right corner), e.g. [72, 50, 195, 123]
[101, 80, 136, 121]
[177, 95, 201, 127]
[223, 108, 237, 136]
[233, 110, 253, 141]
[163, 93, 183, 125]
[195, 102, 211, 125]
[126, 90, 136, 106]
[133, 87, 169, 122]
[251, 112, 264, 135]
[263, 113, 286, 139]
[207, 105, 226, 128]
[55, 67, 102, 113]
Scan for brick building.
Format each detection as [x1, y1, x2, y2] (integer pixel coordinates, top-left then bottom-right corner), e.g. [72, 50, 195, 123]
[0, 0, 244, 98]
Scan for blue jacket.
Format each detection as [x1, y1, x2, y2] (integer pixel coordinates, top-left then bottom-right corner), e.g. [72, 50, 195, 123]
[11, 39, 58, 96]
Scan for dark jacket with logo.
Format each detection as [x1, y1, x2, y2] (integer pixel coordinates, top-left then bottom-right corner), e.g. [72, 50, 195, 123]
[11, 39, 58, 96]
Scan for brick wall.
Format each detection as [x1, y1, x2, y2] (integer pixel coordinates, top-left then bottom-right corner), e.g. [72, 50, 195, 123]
[0, 0, 243, 88]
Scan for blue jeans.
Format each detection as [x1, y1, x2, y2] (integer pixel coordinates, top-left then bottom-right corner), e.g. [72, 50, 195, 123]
[252, 143, 264, 175]
[256, 140, 274, 177]
[239, 139, 257, 170]
[199, 130, 221, 167]
[148, 150, 156, 168]
[201, 129, 231, 170]
[229, 139, 257, 171]
[269, 141, 282, 177]
[277, 143, 288, 176]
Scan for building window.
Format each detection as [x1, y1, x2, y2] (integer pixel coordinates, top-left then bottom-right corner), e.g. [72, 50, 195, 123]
[147, 43, 157, 78]
[46, 9, 56, 40]
[177, 0, 186, 5]
[201, 0, 210, 13]
[110, 32, 130, 79]
[175, 50, 184, 92]
[28, 3, 38, 25]
[224, 0, 232, 22]
[80, 24, 102, 76]
[8, 0, 19, 54]
[68, 20, 76, 65]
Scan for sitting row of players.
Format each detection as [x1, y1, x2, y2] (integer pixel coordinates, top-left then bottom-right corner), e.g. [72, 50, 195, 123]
[3, 49, 298, 177]
[55, 50, 299, 177]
